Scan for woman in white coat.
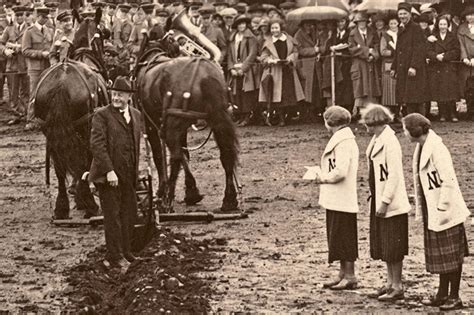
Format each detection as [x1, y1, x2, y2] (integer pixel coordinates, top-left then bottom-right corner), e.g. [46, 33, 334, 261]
[361, 104, 410, 302]
[314, 106, 359, 290]
[403, 113, 470, 311]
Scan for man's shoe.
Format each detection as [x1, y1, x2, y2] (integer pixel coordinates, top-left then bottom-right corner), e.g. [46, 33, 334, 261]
[378, 288, 404, 301]
[368, 286, 391, 298]
[322, 278, 342, 289]
[421, 294, 448, 306]
[452, 117, 459, 122]
[439, 116, 446, 122]
[330, 278, 358, 290]
[439, 298, 463, 311]
[124, 253, 142, 263]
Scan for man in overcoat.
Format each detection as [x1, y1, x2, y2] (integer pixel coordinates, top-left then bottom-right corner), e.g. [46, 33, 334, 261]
[89, 76, 142, 270]
[22, 6, 53, 131]
[458, 5, 474, 120]
[1, 5, 29, 124]
[391, 2, 429, 116]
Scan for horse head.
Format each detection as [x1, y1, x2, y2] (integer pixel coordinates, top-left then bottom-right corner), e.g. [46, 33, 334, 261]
[70, 8, 109, 79]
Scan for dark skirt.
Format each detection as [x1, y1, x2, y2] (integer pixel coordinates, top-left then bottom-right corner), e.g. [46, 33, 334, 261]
[233, 77, 257, 114]
[369, 211, 409, 262]
[369, 158, 408, 262]
[326, 209, 358, 263]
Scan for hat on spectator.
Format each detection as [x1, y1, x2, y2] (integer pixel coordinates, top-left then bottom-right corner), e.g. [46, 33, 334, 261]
[36, 7, 51, 16]
[372, 12, 386, 23]
[232, 14, 251, 29]
[56, 9, 73, 21]
[397, 2, 412, 13]
[12, 6, 26, 15]
[118, 4, 132, 13]
[156, 8, 170, 17]
[258, 17, 269, 28]
[420, 3, 434, 14]
[91, 2, 106, 8]
[248, 4, 264, 13]
[233, 2, 247, 15]
[213, 1, 229, 7]
[110, 76, 135, 93]
[187, 1, 203, 9]
[353, 11, 368, 23]
[411, 3, 421, 16]
[220, 7, 238, 17]
[141, 3, 156, 14]
[44, 1, 59, 9]
[198, 5, 215, 17]
[323, 106, 351, 127]
[416, 13, 431, 24]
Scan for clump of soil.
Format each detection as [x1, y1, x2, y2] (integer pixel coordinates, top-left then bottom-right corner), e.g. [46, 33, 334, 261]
[64, 227, 219, 314]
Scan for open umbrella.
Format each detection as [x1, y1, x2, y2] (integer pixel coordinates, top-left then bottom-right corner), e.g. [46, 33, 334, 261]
[354, 0, 402, 13]
[286, 5, 349, 23]
[296, 0, 351, 12]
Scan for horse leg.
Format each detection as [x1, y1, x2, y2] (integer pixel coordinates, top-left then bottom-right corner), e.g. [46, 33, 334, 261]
[51, 152, 70, 219]
[75, 178, 99, 218]
[181, 132, 204, 206]
[145, 120, 166, 200]
[219, 150, 238, 211]
[164, 119, 185, 212]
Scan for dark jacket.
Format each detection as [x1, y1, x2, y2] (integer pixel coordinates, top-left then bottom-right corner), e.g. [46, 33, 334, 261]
[457, 22, 474, 96]
[1, 23, 27, 72]
[391, 20, 428, 103]
[427, 31, 460, 102]
[21, 24, 53, 71]
[89, 104, 142, 184]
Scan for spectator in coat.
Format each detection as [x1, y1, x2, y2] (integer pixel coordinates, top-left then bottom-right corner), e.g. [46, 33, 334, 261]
[89, 76, 142, 272]
[314, 106, 359, 291]
[228, 15, 258, 126]
[348, 12, 381, 118]
[0, 11, 9, 106]
[403, 114, 470, 311]
[49, 10, 74, 65]
[113, 4, 133, 50]
[22, 6, 53, 131]
[199, 6, 226, 63]
[391, 2, 429, 116]
[295, 20, 325, 119]
[1, 5, 29, 125]
[380, 15, 399, 118]
[258, 19, 305, 126]
[426, 16, 460, 122]
[457, 5, 474, 120]
[362, 105, 410, 302]
[325, 17, 353, 112]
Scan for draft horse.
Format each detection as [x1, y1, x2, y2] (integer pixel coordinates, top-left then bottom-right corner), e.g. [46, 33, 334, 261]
[34, 9, 109, 219]
[135, 41, 240, 212]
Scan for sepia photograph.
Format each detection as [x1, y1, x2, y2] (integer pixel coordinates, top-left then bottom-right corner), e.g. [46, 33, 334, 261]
[0, 0, 473, 313]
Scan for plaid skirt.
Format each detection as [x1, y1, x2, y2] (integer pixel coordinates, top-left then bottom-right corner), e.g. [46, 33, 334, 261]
[326, 209, 358, 263]
[424, 223, 469, 274]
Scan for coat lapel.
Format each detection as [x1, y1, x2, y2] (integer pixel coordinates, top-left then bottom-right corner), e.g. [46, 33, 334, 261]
[264, 39, 279, 59]
[109, 106, 128, 130]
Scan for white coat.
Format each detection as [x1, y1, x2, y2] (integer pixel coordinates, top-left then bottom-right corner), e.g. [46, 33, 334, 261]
[413, 130, 470, 232]
[366, 126, 411, 218]
[319, 127, 359, 213]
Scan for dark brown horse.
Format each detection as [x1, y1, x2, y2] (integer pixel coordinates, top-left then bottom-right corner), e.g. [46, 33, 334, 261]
[34, 9, 109, 219]
[136, 43, 239, 212]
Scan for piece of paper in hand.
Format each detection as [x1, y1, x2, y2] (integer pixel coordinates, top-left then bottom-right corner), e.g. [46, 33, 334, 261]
[303, 166, 321, 180]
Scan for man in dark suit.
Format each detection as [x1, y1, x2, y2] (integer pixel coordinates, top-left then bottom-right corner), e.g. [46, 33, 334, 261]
[391, 2, 429, 116]
[89, 76, 142, 271]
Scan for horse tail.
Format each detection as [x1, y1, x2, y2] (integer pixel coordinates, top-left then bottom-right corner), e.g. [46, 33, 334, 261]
[42, 83, 87, 179]
[200, 76, 239, 167]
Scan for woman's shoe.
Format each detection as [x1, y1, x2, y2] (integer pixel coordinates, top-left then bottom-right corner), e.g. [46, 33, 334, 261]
[330, 278, 358, 290]
[439, 298, 463, 311]
[368, 286, 391, 298]
[421, 294, 448, 307]
[322, 278, 342, 288]
[378, 288, 404, 301]
[439, 116, 446, 122]
[452, 117, 459, 122]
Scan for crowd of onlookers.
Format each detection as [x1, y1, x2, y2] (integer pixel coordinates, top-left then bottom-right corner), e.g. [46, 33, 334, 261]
[2, 0, 474, 130]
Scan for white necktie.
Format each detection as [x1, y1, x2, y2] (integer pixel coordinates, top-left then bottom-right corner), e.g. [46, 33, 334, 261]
[120, 109, 131, 124]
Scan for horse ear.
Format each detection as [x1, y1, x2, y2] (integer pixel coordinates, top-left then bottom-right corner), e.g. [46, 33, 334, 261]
[95, 7, 102, 26]
[72, 9, 82, 24]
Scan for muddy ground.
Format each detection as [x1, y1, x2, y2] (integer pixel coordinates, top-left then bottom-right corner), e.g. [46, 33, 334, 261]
[1, 103, 473, 313]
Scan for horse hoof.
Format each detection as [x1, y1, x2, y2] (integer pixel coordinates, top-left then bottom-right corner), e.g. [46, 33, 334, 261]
[220, 201, 239, 212]
[184, 193, 204, 206]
